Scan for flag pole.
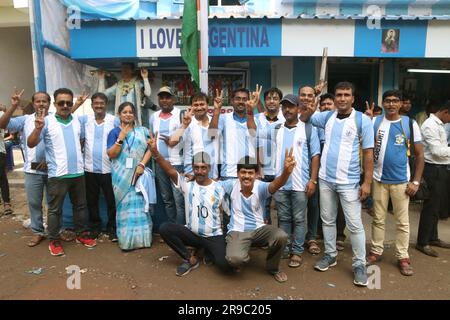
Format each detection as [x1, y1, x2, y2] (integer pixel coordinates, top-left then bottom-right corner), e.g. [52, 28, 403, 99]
[198, 0, 209, 93]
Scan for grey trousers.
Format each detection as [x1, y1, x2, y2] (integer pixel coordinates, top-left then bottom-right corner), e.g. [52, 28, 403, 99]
[225, 225, 288, 274]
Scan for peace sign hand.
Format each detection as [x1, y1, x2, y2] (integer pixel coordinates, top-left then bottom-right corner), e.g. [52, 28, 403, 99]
[11, 87, 25, 109]
[283, 148, 296, 175]
[246, 84, 262, 113]
[214, 89, 223, 111]
[75, 92, 89, 108]
[365, 101, 375, 119]
[140, 68, 149, 79]
[147, 132, 159, 155]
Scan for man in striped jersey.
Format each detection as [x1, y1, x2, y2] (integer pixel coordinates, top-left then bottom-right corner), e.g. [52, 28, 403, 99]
[148, 132, 230, 276]
[79, 92, 117, 241]
[254, 87, 285, 224]
[148, 86, 185, 225]
[273, 93, 321, 268]
[224, 154, 296, 283]
[28, 88, 96, 256]
[303, 82, 374, 287]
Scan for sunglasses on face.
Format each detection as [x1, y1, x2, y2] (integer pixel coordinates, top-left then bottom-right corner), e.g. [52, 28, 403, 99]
[56, 100, 74, 107]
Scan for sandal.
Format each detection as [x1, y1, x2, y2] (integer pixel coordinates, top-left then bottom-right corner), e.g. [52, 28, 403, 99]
[3, 203, 13, 216]
[273, 271, 288, 283]
[307, 240, 321, 255]
[288, 254, 303, 268]
[27, 235, 45, 247]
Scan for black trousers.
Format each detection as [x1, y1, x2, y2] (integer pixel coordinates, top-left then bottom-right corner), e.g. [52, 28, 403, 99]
[85, 172, 116, 233]
[47, 176, 87, 240]
[159, 222, 231, 273]
[417, 163, 449, 246]
[0, 153, 10, 203]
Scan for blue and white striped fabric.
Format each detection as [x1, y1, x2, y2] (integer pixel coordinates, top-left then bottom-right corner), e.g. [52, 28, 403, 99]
[175, 173, 225, 237]
[255, 112, 285, 176]
[149, 108, 183, 165]
[220, 179, 270, 233]
[218, 113, 257, 178]
[40, 114, 84, 178]
[275, 122, 321, 191]
[373, 115, 421, 184]
[7, 114, 47, 175]
[183, 116, 220, 179]
[80, 114, 117, 174]
[311, 109, 374, 184]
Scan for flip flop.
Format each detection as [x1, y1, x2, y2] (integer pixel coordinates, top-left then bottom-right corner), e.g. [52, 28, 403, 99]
[288, 254, 303, 268]
[273, 271, 288, 283]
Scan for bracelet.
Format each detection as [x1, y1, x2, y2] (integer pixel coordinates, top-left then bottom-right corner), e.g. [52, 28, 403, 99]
[115, 142, 122, 146]
[310, 179, 317, 185]
[137, 162, 145, 169]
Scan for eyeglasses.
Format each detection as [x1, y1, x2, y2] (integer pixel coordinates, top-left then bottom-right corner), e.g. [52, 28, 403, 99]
[384, 99, 401, 104]
[56, 100, 74, 107]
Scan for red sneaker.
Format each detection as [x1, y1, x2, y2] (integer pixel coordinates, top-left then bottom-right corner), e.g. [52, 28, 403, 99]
[49, 240, 65, 256]
[76, 236, 97, 248]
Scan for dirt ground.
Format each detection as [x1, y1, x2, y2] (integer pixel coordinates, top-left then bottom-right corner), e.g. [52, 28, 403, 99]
[1, 165, 450, 300]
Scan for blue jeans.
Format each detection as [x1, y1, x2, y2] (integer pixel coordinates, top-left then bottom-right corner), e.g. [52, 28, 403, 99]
[319, 179, 366, 268]
[155, 163, 185, 225]
[24, 173, 48, 236]
[274, 190, 308, 255]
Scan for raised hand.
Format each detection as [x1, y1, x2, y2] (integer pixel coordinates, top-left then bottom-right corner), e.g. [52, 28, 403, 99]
[35, 112, 45, 130]
[214, 89, 223, 111]
[283, 148, 296, 175]
[365, 101, 375, 119]
[182, 107, 193, 128]
[147, 132, 158, 154]
[118, 123, 133, 140]
[314, 80, 327, 96]
[97, 70, 106, 79]
[74, 92, 89, 108]
[140, 68, 149, 79]
[11, 87, 25, 108]
[246, 84, 262, 113]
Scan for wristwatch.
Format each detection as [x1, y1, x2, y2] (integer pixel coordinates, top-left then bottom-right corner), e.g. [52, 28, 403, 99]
[116, 139, 124, 145]
[310, 179, 318, 185]
[412, 181, 420, 186]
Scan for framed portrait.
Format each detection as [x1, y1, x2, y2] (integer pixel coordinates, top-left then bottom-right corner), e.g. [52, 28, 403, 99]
[381, 29, 400, 53]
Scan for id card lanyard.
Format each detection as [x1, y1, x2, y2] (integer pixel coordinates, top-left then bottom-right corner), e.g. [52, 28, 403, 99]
[125, 129, 136, 169]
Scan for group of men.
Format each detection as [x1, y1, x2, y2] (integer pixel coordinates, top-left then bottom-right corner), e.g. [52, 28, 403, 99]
[2, 75, 450, 286]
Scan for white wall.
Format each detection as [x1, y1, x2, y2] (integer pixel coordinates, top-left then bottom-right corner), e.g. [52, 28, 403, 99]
[0, 27, 34, 107]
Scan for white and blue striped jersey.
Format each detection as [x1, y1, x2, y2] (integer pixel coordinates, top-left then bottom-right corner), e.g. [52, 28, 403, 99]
[175, 173, 225, 237]
[275, 123, 321, 191]
[220, 179, 270, 233]
[255, 112, 285, 176]
[39, 114, 84, 178]
[7, 113, 47, 175]
[373, 116, 421, 184]
[149, 108, 183, 165]
[183, 116, 219, 179]
[80, 114, 117, 174]
[311, 109, 374, 184]
[218, 113, 257, 178]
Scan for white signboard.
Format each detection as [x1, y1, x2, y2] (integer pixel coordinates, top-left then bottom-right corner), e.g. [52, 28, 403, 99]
[137, 20, 182, 57]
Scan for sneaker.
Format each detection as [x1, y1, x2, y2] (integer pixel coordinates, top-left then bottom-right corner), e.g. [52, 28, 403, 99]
[314, 255, 337, 272]
[398, 258, 414, 276]
[49, 240, 65, 256]
[353, 265, 368, 287]
[366, 252, 382, 265]
[76, 235, 97, 248]
[176, 260, 200, 276]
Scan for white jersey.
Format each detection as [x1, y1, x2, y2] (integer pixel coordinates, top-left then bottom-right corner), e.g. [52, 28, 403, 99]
[149, 108, 183, 165]
[183, 116, 219, 179]
[311, 109, 374, 184]
[255, 111, 285, 176]
[40, 114, 84, 178]
[8, 113, 47, 175]
[220, 179, 270, 233]
[175, 173, 225, 237]
[275, 122, 321, 191]
[218, 112, 257, 178]
[80, 114, 117, 174]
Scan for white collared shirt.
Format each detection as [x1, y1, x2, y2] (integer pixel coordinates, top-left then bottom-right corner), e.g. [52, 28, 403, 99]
[421, 113, 450, 165]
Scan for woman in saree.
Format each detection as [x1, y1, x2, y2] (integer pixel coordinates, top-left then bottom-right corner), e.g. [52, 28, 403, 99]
[107, 102, 152, 250]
